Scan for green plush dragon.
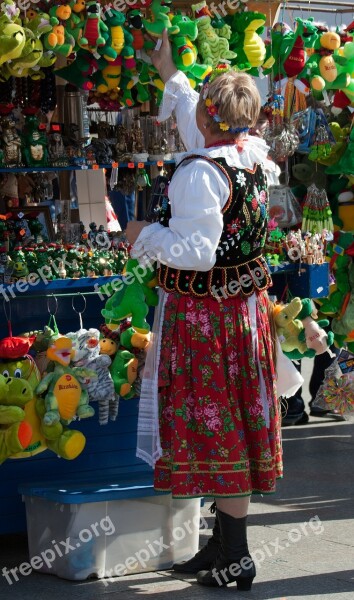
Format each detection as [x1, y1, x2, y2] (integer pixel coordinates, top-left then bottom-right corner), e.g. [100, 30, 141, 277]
[142, 0, 179, 38]
[35, 336, 95, 426]
[101, 258, 158, 333]
[0, 373, 33, 464]
[192, 1, 236, 68]
[0, 346, 87, 461]
[228, 11, 266, 75]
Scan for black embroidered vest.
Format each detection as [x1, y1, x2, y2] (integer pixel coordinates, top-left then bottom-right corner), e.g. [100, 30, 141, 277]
[157, 155, 272, 299]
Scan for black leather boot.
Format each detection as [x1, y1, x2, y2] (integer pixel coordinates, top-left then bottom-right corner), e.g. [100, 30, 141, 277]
[197, 509, 256, 590]
[173, 502, 220, 573]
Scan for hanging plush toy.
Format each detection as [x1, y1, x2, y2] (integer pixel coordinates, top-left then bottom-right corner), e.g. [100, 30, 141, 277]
[101, 258, 158, 333]
[300, 29, 350, 97]
[168, 13, 211, 84]
[0, 335, 86, 460]
[0, 27, 43, 80]
[91, 7, 136, 95]
[0, 1, 26, 68]
[110, 348, 138, 398]
[326, 126, 354, 177]
[77, 0, 108, 51]
[45, 4, 75, 57]
[228, 11, 266, 75]
[67, 328, 119, 425]
[192, 1, 236, 68]
[35, 336, 95, 426]
[0, 373, 33, 464]
[273, 297, 312, 357]
[142, 0, 179, 38]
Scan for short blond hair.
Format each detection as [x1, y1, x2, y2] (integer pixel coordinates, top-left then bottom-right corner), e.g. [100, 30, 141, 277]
[199, 71, 261, 136]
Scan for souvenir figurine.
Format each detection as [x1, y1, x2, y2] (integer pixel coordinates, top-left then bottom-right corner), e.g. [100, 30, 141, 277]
[48, 124, 67, 166]
[23, 130, 48, 168]
[88, 222, 98, 247]
[2, 119, 22, 166]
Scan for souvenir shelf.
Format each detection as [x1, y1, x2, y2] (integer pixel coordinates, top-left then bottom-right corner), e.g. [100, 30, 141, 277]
[0, 160, 176, 173]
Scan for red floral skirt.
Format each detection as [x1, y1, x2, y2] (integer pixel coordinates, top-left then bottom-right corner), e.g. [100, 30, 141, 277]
[154, 291, 283, 498]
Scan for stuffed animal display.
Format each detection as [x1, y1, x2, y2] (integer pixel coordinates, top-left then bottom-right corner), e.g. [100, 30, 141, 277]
[67, 328, 119, 425]
[273, 297, 333, 359]
[35, 336, 95, 426]
[2, 1, 354, 114]
[0, 334, 89, 462]
[101, 258, 158, 333]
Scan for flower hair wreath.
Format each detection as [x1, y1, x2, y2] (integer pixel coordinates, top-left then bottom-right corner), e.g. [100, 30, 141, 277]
[202, 64, 250, 135]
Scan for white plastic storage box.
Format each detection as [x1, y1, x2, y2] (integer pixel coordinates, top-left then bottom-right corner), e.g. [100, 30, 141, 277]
[19, 474, 201, 581]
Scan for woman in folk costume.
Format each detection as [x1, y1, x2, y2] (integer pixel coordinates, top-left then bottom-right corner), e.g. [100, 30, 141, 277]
[126, 30, 283, 591]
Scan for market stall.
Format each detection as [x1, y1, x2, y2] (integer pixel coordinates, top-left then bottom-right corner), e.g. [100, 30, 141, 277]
[0, 0, 354, 580]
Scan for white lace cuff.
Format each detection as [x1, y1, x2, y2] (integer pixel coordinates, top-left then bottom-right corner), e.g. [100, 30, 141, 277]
[131, 222, 165, 261]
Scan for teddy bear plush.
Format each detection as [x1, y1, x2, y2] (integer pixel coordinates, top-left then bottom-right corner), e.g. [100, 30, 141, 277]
[67, 328, 118, 425]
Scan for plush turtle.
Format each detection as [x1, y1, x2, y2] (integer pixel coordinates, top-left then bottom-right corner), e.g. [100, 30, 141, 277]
[0, 15, 26, 68]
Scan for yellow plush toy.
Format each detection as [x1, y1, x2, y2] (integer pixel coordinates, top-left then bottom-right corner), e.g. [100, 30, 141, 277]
[273, 297, 308, 355]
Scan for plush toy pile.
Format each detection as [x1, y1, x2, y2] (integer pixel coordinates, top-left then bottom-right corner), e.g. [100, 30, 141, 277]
[2, 0, 351, 112]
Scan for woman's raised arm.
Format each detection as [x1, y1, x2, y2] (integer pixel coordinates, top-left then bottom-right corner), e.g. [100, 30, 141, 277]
[151, 30, 204, 151]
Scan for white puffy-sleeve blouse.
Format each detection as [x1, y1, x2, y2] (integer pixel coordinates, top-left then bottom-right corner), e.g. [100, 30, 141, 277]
[132, 71, 272, 270]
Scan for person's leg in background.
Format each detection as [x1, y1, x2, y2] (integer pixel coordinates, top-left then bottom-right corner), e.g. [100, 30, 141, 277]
[282, 360, 309, 426]
[309, 347, 345, 419]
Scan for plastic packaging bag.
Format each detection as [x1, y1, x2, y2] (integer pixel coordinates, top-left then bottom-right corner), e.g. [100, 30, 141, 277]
[268, 185, 303, 228]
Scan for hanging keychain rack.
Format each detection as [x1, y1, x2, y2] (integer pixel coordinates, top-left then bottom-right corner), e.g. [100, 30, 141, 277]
[8, 290, 103, 300]
[286, 6, 354, 12]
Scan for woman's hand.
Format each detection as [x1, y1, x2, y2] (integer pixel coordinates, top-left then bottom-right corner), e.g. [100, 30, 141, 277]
[125, 220, 150, 245]
[151, 28, 177, 83]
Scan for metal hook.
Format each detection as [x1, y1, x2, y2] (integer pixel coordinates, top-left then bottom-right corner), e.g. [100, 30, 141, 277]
[72, 293, 86, 329]
[47, 294, 58, 316]
[3, 297, 13, 336]
[3, 298, 11, 323]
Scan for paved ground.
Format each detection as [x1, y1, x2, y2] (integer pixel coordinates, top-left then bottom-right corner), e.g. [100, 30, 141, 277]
[1, 359, 353, 600]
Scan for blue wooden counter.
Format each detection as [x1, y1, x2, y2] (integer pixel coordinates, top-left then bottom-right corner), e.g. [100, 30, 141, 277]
[0, 276, 152, 535]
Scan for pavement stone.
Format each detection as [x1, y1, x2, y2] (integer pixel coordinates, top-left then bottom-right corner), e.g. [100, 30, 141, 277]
[0, 358, 353, 600]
